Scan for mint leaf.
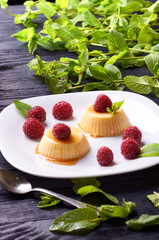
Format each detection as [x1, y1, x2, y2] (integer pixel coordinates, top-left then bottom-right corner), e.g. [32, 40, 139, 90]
[82, 10, 101, 28]
[12, 27, 36, 42]
[145, 53, 159, 77]
[124, 75, 154, 94]
[107, 30, 129, 53]
[147, 191, 159, 209]
[138, 143, 159, 157]
[49, 208, 100, 233]
[99, 200, 136, 220]
[37, 193, 61, 208]
[77, 185, 119, 205]
[13, 100, 32, 118]
[126, 214, 159, 230]
[72, 178, 101, 194]
[36, 0, 56, 19]
[107, 100, 124, 114]
[0, 0, 8, 9]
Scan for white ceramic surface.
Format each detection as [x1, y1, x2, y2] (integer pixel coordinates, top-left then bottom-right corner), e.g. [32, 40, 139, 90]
[0, 91, 159, 178]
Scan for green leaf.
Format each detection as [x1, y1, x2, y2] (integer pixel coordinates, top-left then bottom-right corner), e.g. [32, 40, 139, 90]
[145, 53, 159, 77]
[124, 75, 154, 94]
[105, 64, 122, 80]
[77, 185, 119, 205]
[99, 200, 136, 220]
[107, 100, 124, 114]
[12, 27, 36, 42]
[13, 100, 32, 118]
[72, 178, 101, 194]
[78, 49, 88, 68]
[56, 0, 69, 8]
[121, 2, 143, 14]
[37, 193, 61, 208]
[91, 30, 108, 44]
[152, 43, 159, 52]
[147, 0, 159, 13]
[49, 208, 100, 233]
[44, 75, 69, 94]
[126, 214, 159, 230]
[105, 50, 128, 66]
[107, 31, 129, 53]
[139, 143, 159, 157]
[82, 10, 101, 28]
[147, 192, 159, 209]
[37, 34, 56, 51]
[89, 65, 111, 82]
[24, 1, 35, 10]
[0, 0, 8, 9]
[36, 0, 56, 19]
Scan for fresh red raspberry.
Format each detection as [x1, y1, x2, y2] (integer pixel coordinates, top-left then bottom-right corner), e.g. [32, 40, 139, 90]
[122, 126, 142, 144]
[27, 106, 46, 122]
[52, 123, 71, 140]
[23, 118, 45, 139]
[52, 101, 73, 120]
[93, 94, 112, 113]
[97, 146, 114, 166]
[121, 138, 140, 159]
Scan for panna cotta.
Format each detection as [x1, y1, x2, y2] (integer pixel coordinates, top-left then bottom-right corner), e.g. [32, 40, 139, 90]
[37, 126, 90, 165]
[78, 104, 130, 137]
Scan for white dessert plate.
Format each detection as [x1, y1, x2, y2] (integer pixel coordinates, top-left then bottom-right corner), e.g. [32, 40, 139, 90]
[0, 91, 159, 178]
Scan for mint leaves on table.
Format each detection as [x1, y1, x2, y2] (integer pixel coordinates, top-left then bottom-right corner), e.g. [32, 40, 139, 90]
[50, 208, 100, 233]
[13, 100, 32, 118]
[77, 185, 119, 205]
[126, 214, 159, 230]
[37, 193, 61, 209]
[147, 191, 159, 209]
[2, 0, 159, 96]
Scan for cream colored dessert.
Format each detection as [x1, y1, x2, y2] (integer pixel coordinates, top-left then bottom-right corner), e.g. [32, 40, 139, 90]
[37, 126, 90, 165]
[78, 104, 130, 137]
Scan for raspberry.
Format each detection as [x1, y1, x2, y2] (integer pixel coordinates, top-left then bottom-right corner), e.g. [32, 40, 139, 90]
[93, 94, 112, 113]
[27, 106, 46, 122]
[122, 126, 142, 144]
[23, 118, 45, 139]
[97, 146, 113, 166]
[52, 101, 73, 120]
[52, 123, 71, 140]
[121, 138, 140, 159]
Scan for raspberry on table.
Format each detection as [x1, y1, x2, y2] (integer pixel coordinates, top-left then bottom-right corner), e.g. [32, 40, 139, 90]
[52, 101, 73, 120]
[23, 118, 45, 139]
[27, 106, 46, 122]
[97, 146, 114, 166]
[121, 138, 140, 159]
[52, 123, 71, 140]
[122, 126, 142, 144]
[93, 94, 112, 113]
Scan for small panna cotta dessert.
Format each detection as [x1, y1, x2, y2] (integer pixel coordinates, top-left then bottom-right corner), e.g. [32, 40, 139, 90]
[37, 123, 90, 165]
[78, 94, 130, 138]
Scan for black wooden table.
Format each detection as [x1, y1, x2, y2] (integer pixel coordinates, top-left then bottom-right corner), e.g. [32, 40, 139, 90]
[0, 5, 159, 240]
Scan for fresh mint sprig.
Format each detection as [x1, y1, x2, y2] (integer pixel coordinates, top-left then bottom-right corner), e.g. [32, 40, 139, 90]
[1, 0, 159, 96]
[107, 100, 124, 114]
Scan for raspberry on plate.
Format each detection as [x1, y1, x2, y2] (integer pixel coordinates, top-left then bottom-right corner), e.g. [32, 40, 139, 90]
[93, 94, 112, 113]
[52, 101, 73, 120]
[97, 146, 113, 166]
[121, 138, 140, 159]
[27, 106, 46, 122]
[122, 126, 142, 144]
[52, 123, 71, 140]
[23, 118, 45, 139]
